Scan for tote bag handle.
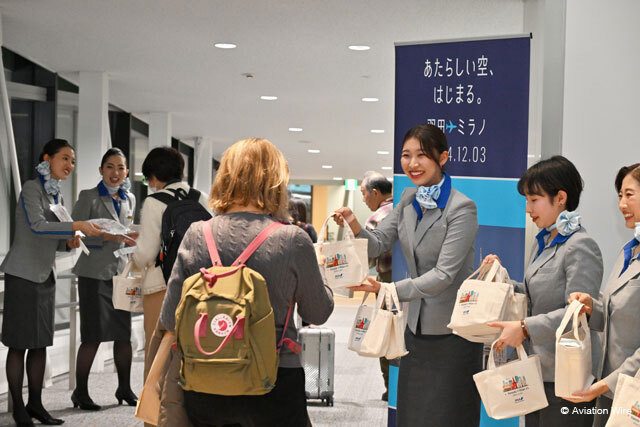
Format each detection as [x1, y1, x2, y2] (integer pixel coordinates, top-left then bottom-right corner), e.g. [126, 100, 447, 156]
[555, 299, 585, 341]
[487, 341, 528, 369]
[317, 213, 357, 245]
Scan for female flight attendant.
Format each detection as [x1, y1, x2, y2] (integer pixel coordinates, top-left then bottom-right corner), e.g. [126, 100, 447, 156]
[485, 155, 603, 427]
[569, 163, 640, 427]
[71, 148, 139, 410]
[0, 139, 102, 426]
[334, 124, 483, 427]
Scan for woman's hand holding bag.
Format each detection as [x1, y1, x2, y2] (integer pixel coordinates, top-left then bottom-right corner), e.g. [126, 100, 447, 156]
[315, 213, 369, 291]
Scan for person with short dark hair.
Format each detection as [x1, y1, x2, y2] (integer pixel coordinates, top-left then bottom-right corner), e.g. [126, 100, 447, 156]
[485, 155, 603, 426]
[569, 164, 640, 427]
[0, 139, 103, 426]
[132, 146, 209, 383]
[360, 171, 393, 401]
[289, 198, 317, 243]
[70, 148, 139, 411]
[334, 124, 483, 426]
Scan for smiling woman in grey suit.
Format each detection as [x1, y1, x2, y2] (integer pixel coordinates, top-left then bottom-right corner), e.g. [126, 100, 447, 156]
[0, 139, 102, 426]
[335, 124, 483, 427]
[70, 148, 139, 411]
[485, 156, 603, 427]
[569, 163, 640, 427]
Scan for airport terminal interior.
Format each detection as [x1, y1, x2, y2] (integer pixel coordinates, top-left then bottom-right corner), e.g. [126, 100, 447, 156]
[0, 0, 638, 426]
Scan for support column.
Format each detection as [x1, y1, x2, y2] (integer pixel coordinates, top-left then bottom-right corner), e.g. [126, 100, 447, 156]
[149, 112, 172, 148]
[0, 11, 20, 257]
[76, 71, 110, 198]
[193, 137, 213, 194]
[524, 0, 567, 160]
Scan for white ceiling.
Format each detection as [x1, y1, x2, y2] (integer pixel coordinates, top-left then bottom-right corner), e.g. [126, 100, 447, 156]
[0, 0, 524, 181]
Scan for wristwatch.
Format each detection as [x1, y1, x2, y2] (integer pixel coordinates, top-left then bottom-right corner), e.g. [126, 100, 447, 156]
[520, 319, 529, 339]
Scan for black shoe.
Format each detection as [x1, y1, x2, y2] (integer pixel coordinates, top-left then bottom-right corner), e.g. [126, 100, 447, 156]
[12, 408, 35, 426]
[70, 390, 101, 411]
[381, 391, 388, 402]
[115, 388, 138, 406]
[24, 404, 64, 425]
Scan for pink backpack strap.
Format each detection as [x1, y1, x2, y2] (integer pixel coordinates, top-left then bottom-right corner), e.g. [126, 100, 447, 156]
[202, 220, 222, 266]
[277, 297, 301, 355]
[232, 222, 284, 266]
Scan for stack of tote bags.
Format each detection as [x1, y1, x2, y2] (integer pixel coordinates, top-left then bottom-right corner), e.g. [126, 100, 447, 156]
[471, 277, 594, 419]
[448, 260, 526, 343]
[348, 283, 408, 360]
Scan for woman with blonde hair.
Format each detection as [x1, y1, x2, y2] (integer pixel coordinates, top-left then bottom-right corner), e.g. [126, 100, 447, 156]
[159, 138, 334, 426]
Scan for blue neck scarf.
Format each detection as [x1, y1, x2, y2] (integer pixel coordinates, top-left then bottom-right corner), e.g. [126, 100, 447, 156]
[98, 181, 128, 216]
[36, 161, 61, 204]
[412, 173, 451, 221]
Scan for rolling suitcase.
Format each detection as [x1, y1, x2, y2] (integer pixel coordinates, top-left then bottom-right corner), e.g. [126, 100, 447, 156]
[298, 327, 335, 406]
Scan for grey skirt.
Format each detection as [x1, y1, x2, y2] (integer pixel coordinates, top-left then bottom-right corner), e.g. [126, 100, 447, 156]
[397, 330, 483, 427]
[78, 276, 131, 343]
[1, 273, 55, 349]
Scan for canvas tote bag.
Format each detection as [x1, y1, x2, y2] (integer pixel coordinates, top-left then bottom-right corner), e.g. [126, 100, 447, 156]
[606, 369, 640, 427]
[448, 260, 512, 338]
[555, 299, 594, 398]
[474, 342, 548, 419]
[358, 284, 394, 358]
[384, 285, 409, 359]
[348, 292, 378, 353]
[315, 214, 369, 290]
[135, 332, 173, 425]
[112, 259, 143, 312]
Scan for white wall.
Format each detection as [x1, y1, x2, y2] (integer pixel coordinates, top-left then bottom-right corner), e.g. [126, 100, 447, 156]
[562, 0, 640, 282]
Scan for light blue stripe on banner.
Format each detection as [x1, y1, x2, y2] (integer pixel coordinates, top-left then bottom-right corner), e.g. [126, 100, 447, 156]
[393, 175, 526, 228]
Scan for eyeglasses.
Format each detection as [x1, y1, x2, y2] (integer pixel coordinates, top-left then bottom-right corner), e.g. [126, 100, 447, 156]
[142, 176, 149, 186]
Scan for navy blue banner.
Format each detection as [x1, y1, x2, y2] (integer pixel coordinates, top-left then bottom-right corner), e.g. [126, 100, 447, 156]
[391, 36, 530, 427]
[394, 37, 530, 179]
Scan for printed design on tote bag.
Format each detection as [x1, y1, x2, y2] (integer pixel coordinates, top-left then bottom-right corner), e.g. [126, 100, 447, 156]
[502, 375, 528, 393]
[458, 290, 479, 304]
[326, 253, 349, 268]
[210, 313, 234, 337]
[355, 315, 370, 331]
[125, 286, 141, 296]
[631, 401, 640, 418]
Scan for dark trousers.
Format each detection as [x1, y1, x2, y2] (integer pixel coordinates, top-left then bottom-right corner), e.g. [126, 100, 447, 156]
[525, 382, 594, 427]
[184, 367, 309, 427]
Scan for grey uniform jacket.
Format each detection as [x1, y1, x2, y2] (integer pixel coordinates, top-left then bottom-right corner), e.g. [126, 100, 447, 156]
[72, 186, 135, 280]
[590, 248, 640, 398]
[358, 186, 478, 335]
[0, 178, 74, 283]
[516, 227, 603, 382]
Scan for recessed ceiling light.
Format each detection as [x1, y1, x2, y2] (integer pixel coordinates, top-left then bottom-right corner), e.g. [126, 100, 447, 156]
[308, 149, 320, 154]
[134, 172, 143, 176]
[260, 96, 278, 101]
[322, 165, 333, 169]
[214, 43, 237, 49]
[381, 166, 392, 170]
[333, 177, 344, 181]
[348, 45, 370, 51]
[377, 151, 390, 155]
[288, 127, 303, 132]
[362, 97, 379, 102]
[370, 129, 385, 134]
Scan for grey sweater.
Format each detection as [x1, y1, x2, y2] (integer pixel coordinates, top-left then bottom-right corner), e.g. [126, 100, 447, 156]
[159, 212, 334, 368]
